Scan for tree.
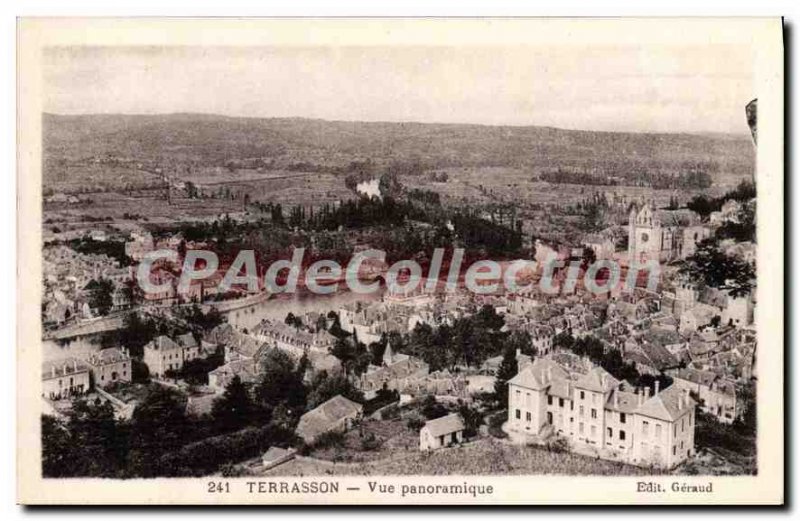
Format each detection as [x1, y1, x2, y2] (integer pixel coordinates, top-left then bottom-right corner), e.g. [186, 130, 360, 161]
[507, 330, 534, 357]
[128, 387, 189, 477]
[305, 371, 364, 410]
[474, 304, 505, 332]
[314, 314, 328, 332]
[457, 401, 483, 438]
[553, 331, 575, 351]
[285, 312, 302, 328]
[679, 239, 755, 297]
[87, 278, 115, 316]
[421, 395, 448, 420]
[179, 304, 224, 333]
[211, 376, 254, 431]
[686, 195, 719, 221]
[42, 415, 72, 477]
[254, 349, 306, 417]
[494, 346, 519, 408]
[117, 312, 159, 358]
[716, 203, 756, 243]
[329, 337, 371, 377]
[64, 398, 125, 476]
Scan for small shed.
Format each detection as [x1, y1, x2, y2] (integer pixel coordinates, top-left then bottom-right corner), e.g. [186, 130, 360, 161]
[419, 413, 466, 451]
[262, 447, 297, 470]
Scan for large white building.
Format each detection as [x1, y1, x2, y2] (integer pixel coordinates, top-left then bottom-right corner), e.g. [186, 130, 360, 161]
[143, 335, 205, 378]
[507, 358, 696, 468]
[86, 347, 132, 387]
[42, 358, 91, 400]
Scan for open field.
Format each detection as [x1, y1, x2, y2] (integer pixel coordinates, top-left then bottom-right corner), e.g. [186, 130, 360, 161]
[306, 417, 420, 464]
[43, 113, 754, 175]
[42, 113, 754, 232]
[264, 437, 658, 477]
[403, 166, 746, 210]
[44, 113, 754, 192]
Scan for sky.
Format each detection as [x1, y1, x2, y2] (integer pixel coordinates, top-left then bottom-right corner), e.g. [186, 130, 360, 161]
[43, 45, 755, 134]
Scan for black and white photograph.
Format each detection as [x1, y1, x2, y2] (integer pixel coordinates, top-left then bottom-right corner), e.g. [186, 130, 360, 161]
[15, 17, 784, 505]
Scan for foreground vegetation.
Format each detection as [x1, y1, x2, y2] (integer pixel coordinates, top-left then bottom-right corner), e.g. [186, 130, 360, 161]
[266, 437, 657, 477]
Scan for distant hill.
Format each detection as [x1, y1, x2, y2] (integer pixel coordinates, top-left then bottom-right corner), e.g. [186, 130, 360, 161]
[42, 113, 755, 186]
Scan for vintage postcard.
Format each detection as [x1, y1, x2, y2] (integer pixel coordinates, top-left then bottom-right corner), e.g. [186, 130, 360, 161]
[17, 18, 783, 505]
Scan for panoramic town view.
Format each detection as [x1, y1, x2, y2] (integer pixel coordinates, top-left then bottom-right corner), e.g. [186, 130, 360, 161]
[40, 46, 758, 479]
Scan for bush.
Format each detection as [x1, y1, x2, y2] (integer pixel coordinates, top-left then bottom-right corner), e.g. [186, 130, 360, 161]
[360, 433, 382, 451]
[406, 415, 425, 431]
[487, 410, 508, 439]
[545, 436, 570, 454]
[156, 424, 294, 477]
[313, 430, 345, 450]
[220, 463, 245, 477]
[421, 396, 448, 420]
[380, 404, 401, 420]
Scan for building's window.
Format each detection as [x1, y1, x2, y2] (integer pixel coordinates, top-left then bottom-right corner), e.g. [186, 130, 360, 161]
[579, 406, 584, 416]
[580, 391, 585, 400]
[592, 393, 597, 405]
[620, 430, 626, 441]
[526, 412, 531, 422]
[590, 425, 596, 437]
[607, 427, 613, 438]
[101, 375, 104, 381]
[674, 424, 677, 437]
[673, 446, 677, 456]
[680, 441, 684, 450]
[515, 409, 521, 420]
[642, 421, 649, 436]
[591, 409, 597, 419]
[579, 423, 584, 434]
[547, 396, 553, 406]
[620, 412, 626, 424]
[559, 398, 564, 408]
[682, 418, 685, 432]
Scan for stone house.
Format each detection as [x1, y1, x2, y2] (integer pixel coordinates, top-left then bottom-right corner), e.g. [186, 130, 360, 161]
[419, 413, 466, 451]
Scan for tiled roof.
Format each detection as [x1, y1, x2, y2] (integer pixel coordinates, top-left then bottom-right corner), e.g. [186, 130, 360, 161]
[42, 357, 90, 380]
[296, 395, 363, 441]
[423, 413, 466, 438]
[638, 342, 681, 371]
[88, 347, 130, 366]
[146, 335, 181, 351]
[635, 384, 695, 422]
[605, 389, 641, 414]
[672, 367, 717, 388]
[176, 332, 199, 349]
[508, 359, 569, 391]
[574, 366, 619, 393]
